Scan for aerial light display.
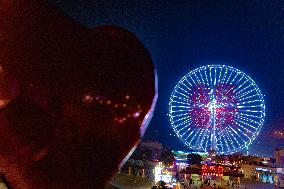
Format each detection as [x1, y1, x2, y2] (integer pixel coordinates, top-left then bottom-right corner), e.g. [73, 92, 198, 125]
[169, 65, 265, 154]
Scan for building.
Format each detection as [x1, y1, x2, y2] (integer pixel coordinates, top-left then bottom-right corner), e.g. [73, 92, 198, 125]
[173, 150, 190, 169]
[241, 155, 284, 186]
[276, 168, 284, 187]
[275, 147, 284, 168]
[172, 150, 208, 170]
[242, 163, 257, 179]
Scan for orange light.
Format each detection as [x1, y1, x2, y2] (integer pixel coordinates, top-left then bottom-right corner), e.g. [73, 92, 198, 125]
[0, 99, 9, 108]
[82, 94, 93, 103]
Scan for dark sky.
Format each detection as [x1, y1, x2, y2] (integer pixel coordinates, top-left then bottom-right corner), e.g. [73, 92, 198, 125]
[50, 0, 284, 156]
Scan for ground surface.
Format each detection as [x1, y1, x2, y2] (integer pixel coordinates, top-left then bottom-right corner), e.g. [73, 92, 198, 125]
[106, 173, 153, 189]
[105, 174, 277, 189]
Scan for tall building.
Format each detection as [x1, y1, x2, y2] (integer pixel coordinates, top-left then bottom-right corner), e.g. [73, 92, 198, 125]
[275, 147, 284, 168]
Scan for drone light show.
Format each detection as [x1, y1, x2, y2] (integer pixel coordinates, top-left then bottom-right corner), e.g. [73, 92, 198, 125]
[169, 65, 265, 154]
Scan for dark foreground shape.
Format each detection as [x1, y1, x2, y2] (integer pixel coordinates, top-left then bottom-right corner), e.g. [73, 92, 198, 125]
[0, 1, 156, 188]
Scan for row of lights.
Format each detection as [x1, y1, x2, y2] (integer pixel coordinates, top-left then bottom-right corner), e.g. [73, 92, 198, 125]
[82, 93, 142, 123]
[275, 131, 284, 136]
[202, 173, 223, 177]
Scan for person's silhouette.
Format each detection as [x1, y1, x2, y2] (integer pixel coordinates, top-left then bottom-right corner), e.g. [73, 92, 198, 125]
[0, 0, 157, 188]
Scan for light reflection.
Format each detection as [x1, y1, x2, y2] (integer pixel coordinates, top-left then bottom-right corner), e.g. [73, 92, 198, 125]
[82, 93, 143, 123]
[82, 94, 93, 103]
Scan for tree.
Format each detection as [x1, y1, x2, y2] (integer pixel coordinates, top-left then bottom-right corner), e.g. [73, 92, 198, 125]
[160, 148, 175, 166]
[215, 154, 228, 164]
[131, 148, 153, 161]
[187, 154, 202, 165]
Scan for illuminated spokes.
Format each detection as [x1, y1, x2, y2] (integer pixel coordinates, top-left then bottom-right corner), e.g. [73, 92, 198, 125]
[169, 65, 265, 154]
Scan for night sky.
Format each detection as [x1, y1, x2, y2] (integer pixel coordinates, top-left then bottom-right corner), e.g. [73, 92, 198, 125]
[50, 0, 284, 156]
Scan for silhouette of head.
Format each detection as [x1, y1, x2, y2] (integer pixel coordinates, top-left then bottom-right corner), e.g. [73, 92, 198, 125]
[0, 1, 157, 188]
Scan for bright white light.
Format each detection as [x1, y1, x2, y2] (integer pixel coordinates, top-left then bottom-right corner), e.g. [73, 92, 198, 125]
[133, 112, 140, 118]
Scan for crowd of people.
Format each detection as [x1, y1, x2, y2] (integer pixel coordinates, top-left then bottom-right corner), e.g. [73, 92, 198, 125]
[151, 178, 243, 189]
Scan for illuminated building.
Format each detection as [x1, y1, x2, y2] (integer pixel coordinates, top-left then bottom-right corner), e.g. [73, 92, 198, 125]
[173, 150, 207, 169]
[154, 162, 173, 183]
[275, 147, 284, 168]
[201, 165, 223, 177]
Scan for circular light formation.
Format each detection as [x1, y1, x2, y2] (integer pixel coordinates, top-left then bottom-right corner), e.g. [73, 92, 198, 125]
[169, 65, 265, 154]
